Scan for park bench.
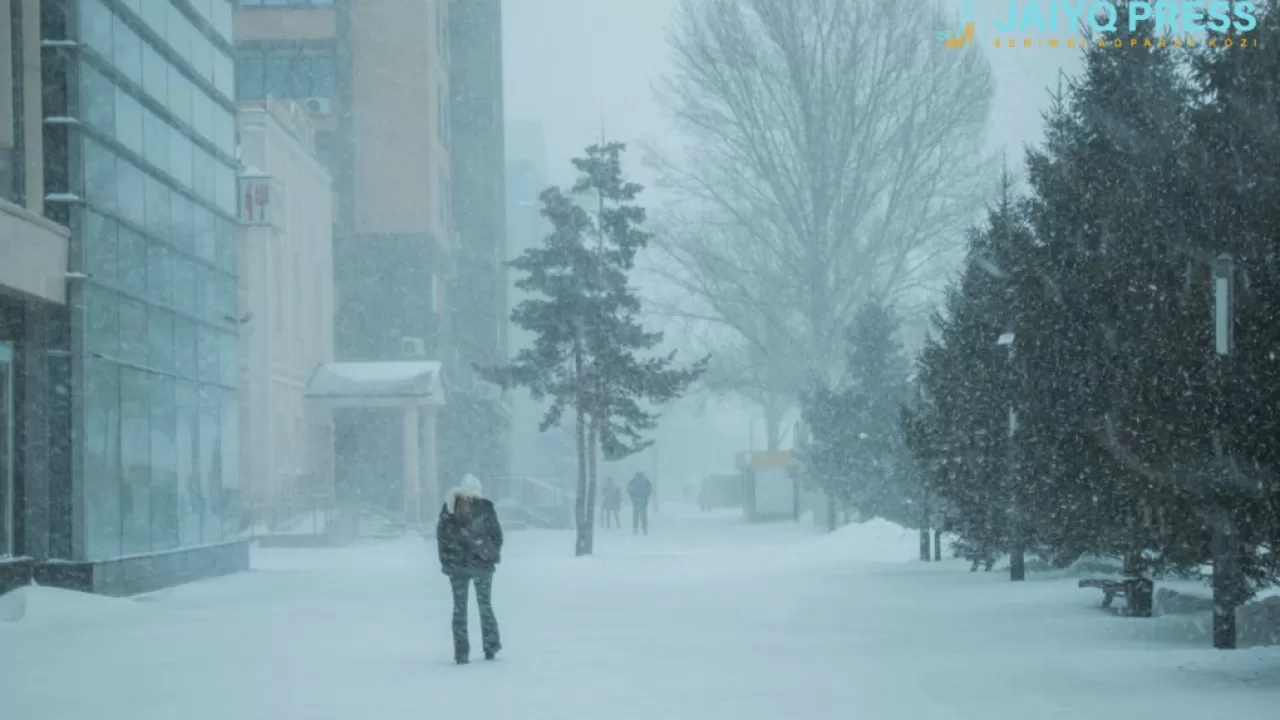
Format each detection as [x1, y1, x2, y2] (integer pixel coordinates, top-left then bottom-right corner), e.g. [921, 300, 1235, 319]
[1078, 577, 1154, 616]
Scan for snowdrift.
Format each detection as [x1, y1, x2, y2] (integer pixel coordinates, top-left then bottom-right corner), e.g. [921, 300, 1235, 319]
[0, 584, 143, 626]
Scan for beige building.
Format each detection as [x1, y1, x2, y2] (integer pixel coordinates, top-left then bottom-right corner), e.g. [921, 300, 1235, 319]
[236, 99, 335, 531]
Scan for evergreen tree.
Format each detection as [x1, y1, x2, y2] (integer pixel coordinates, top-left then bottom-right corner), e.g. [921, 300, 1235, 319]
[480, 143, 705, 556]
[799, 300, 911, 529]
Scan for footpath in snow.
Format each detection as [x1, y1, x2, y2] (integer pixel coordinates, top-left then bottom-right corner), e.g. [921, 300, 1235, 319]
[1, 505, 1278, 720]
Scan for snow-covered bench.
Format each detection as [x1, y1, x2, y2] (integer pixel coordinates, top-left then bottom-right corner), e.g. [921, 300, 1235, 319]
[1078, 577, 1154, 616]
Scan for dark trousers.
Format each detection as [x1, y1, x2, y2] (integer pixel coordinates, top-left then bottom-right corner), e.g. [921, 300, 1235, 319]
[601, 507, 620, 528]
[632, 501, 649, 534]
[449, 573, 500, 660]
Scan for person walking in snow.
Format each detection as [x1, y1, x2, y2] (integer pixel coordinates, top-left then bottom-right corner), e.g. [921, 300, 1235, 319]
[627, 472, 653, 535]
[437, 474, 503, 664]
[600, 477, 622, 529]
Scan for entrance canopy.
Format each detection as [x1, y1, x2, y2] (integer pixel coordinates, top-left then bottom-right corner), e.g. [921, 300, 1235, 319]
[305, 361, 446, 408]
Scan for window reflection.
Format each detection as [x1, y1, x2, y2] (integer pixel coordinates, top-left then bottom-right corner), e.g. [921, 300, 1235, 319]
[82, 211, 119, 286]
[118, 159, 146, 227]
[151, 374, 179, 551]
[144, 176, 171, 239]
[84, 358, 121, 560]
[84, 138, 118, 213]
[170, 129, 193, 190]
[198, 323, 220, 383]
[199, 385, 222, 543]
[143, 110, 170, 176]
[84, 284, 119, 357]
[115, 86, 143, 157]
[112, 13, 142, 84]
[174, 317, 198, 379]
[117, 226, 147, 295]
[175, 379, 201, 546]
[148, 306, 174, 372]
[81, 63, 115, 135]
[79, 0, 113, 60]
[143, 44, 168, 105]
[118, 296, 148, 366]
[120, 368, 152, 554]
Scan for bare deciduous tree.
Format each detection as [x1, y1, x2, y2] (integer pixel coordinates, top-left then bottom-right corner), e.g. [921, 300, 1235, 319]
[651, 0, 995, 431]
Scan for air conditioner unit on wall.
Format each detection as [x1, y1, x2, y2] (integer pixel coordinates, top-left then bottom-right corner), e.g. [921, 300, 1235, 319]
[401, 336, 427, 358]
[305, 97, 332, 116]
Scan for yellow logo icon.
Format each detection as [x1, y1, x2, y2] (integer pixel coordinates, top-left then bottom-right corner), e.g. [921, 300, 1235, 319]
[939, 21, 976, 49]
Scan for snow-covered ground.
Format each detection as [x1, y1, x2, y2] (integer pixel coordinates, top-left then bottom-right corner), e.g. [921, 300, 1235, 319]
[2, 505, 1278, 720]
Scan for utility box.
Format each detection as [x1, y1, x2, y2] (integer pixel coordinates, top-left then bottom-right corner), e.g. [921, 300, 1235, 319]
[739, 451, 797, 522]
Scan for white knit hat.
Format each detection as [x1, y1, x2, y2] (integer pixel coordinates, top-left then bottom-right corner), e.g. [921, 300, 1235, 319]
[445, 474, 484, 512]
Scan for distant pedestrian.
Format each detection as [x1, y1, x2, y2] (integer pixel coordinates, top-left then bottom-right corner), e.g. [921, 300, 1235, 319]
[627, 472, 653, 535]
[437, 474, 503, 664]
[600, 477, 622, 529]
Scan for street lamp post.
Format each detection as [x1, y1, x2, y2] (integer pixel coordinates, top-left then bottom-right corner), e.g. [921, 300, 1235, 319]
[997, 332, 1026, 582]
[1211, 253, 1240, 649]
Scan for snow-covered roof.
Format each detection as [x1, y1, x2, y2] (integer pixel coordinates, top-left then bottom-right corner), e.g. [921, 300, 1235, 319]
[305, 361, 445, 405]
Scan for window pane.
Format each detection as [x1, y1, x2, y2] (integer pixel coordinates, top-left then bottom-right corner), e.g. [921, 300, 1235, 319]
[143, 110, 170, 175]
[198, 323, 220, 383]
[170, 128, 193, 189]
[193, 204, 216, 263]
[215, 162, 235, 216]
[79, 0, 113, 59]
[171, 191, 194, 252]
[264, 49, 291, 97]
[193, 148, 215, 202]
[80, 63, 115, 135]
[220, 388, 239, 538]
[173, 258, 196, 316]
[140, 0, 166, 35]
[174, 317, 198, 379]
[167, 3, 192, 63]
[84, 358, 121, 560]
[192, 89, 213, 144]
[175, 379, 201, 546]
[115, 87, 144, 156]
[169, 66, 193, 127]
[120, 368, 152, 554]
[215, 217, 236, 272]
[83, 137, 117, 213]
[118, 296, 148, 366]
[150, 374, 179, 551]
[149, 306, 175, 374]
[147, 242, 173, 308]
[199, 385, 222, 542]
[112, 14, 142, 84]
[142, 45, 168, 106]
[82, 210, 118, 286]
[217, 272, 236, 321]
[192, 33, 215, 87]
[84, 284, 119, 356]
[213, 1, 234, 41]
[214, 108, 235, 157]
[308, 49, 335, 98]
[118, 159, 146, 227]
[236, 49, 264, 100]
[119, 0, 142, 19]
[214, 49, 235, 99]
[118, 226, 147, 296]
[144, 175, 171, 240]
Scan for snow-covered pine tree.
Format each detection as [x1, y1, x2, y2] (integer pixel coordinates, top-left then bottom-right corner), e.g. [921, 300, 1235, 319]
[1187, 3, 1280, 600]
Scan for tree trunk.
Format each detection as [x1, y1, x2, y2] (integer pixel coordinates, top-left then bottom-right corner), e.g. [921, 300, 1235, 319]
[919, 490, 931, 561]
[826, 493, 837, 532]
[763, 398, 785, 451]
[919, 528, 931, 561]
[584, 414, 599, 555]
[933, 528, 943, 561]
[573, 337, 589, 557]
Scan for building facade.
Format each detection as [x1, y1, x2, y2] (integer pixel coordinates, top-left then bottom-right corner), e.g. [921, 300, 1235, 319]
[235, 98, 334, 532]
[447, 0, 509, 484]
[1, 0, 248, 597]
[0, 0, 73, 596]
[235, 0, 509, 518]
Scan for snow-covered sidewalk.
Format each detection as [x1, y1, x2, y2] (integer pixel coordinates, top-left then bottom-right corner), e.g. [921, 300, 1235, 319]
[2, 506, 1278, 720]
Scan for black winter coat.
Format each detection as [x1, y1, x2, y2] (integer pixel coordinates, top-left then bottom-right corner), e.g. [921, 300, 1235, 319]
[437, 498, 503, 576]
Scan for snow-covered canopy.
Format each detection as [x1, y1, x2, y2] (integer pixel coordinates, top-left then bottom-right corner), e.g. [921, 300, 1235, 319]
[305, 361, 446, 407]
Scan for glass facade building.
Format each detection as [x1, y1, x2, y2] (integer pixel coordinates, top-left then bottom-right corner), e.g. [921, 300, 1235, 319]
[46, 0, 243, 568]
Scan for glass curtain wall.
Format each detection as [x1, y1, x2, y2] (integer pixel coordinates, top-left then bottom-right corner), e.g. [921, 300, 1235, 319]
[76, 0, 240, 560]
